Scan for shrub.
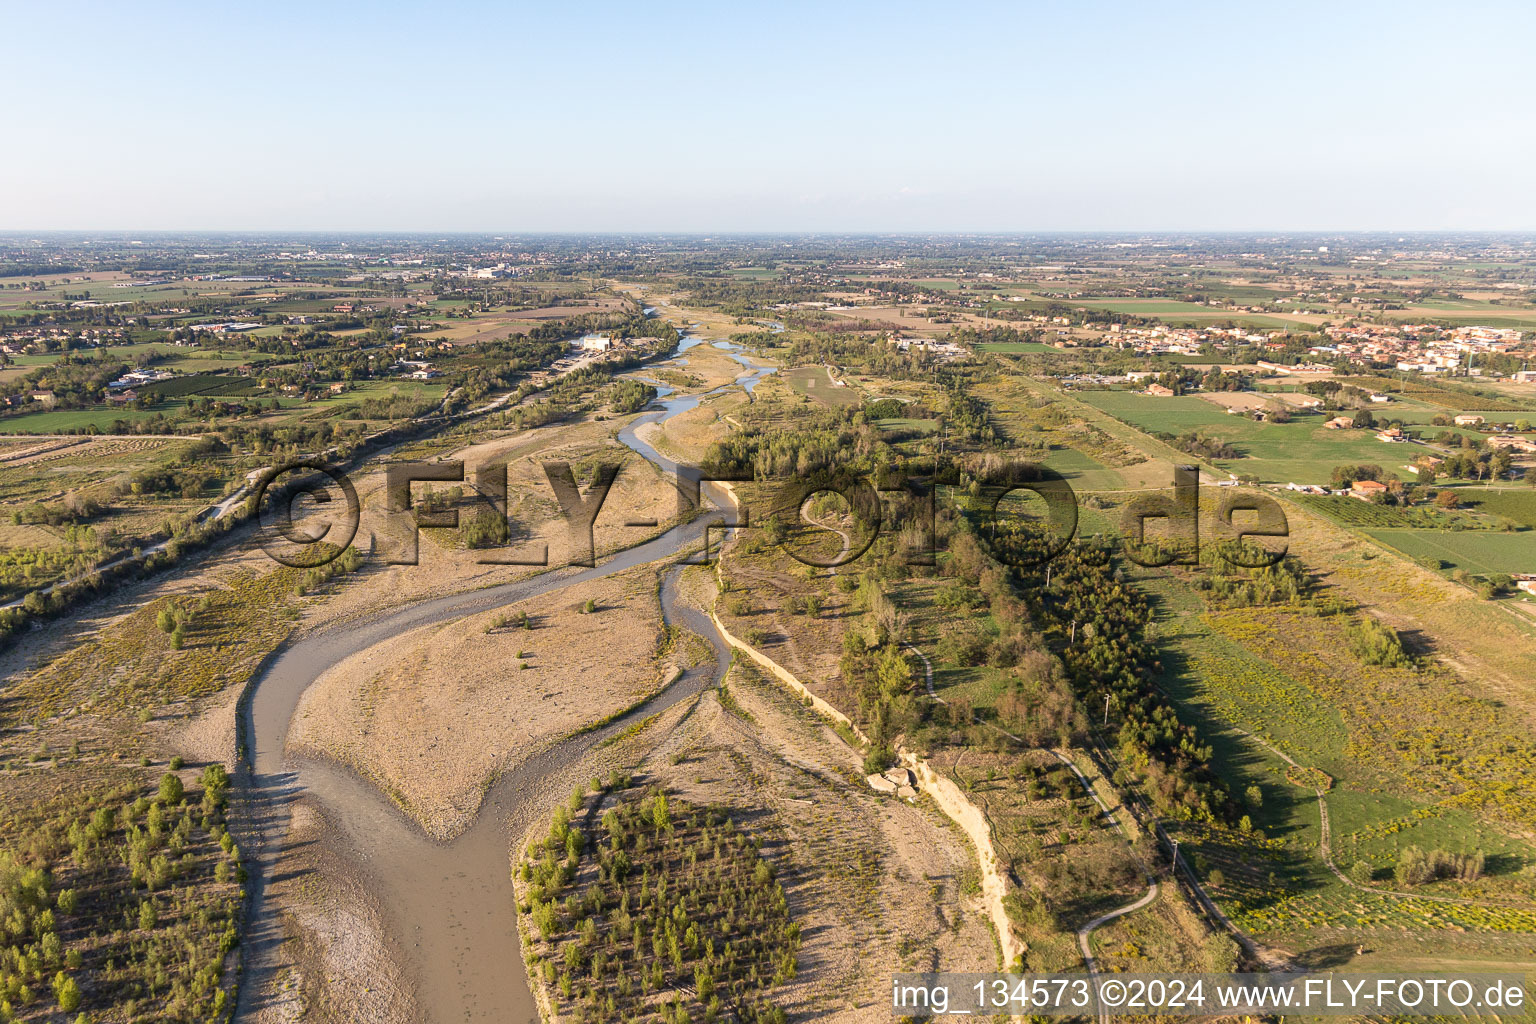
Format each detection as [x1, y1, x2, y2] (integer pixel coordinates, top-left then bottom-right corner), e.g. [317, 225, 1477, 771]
[53, 971, 81, 1013]
[862, 744, 894, 776]
[158, 773, 184, 805]
[1346, 617, 1415, 668]
[1394, 846, 1485, 886]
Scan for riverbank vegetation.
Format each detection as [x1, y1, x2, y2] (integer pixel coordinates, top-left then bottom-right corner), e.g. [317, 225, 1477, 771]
[517, 776, 799, 1024]
[0, 766, 242, 1022]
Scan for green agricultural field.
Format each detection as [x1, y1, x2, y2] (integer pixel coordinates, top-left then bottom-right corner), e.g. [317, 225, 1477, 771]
[1067, 299, 1298, 329]
[0, 401, 189, 434]
[1041, 445, 1125, 489]
[1073, 298, 1226, 316]
[1293, 494, 1498, 531]
[1075, 391, 1234, 433]
[1459, 488, 1536, 529]
[141, 374, 250, 398]
[781, 365, 860, 407]
[299, 378, 448, 420]
[976, 341, 1058, 353]
[1364, 528, 1536, 576]
[1387, 309, 1536, 330]
[873, 416, 937, 434]
[1074, 391, 1405, 482]
[1140, 566, 1536, 958]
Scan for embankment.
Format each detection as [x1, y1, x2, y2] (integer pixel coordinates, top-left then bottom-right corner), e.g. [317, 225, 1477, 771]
[706, 604, 1022, 970]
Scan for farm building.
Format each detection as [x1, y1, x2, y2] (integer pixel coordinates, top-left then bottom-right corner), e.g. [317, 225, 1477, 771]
[1454, 414, 1486, 427]
[1325, 416, 1354, 429]
[1487, 435, 1536, 453]
[1143, 383, 1175, 397]
[1350, 479, 1388, 500]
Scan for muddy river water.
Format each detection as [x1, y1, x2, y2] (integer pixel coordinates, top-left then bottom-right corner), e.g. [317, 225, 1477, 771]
[234, 347, 774, 1022]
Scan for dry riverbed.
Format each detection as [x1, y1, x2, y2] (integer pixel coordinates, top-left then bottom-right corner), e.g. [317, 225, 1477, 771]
[289, 566, 670, 838]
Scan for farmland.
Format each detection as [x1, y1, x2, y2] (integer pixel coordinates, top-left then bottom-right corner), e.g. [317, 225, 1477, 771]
[1073, 390, 1410, 482]
[3, 232, 1536, 1022]
[1293, 494, 1502, 531]
[779, 366, 862, 408]
[1364, 528, 1536, 576]
[1460, 487, 1536, 528]
[1139, 563, 1536, 963]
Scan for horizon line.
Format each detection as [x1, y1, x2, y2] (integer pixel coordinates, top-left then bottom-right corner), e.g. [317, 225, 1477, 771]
[4, 228, 1536, 239]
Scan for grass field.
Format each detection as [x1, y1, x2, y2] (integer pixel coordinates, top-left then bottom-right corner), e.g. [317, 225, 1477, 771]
[976, 341, 1058, 353]
[1061, 298, 1300, 329]
[308, 378, 448, 419]
[1139, 566, 1536, 962]
[1040, 446, 1126, 490]
[0, 401, 190, 433]
[1074, 390, 1406, 483]
[1364, 528, 1536, 576]
[873, 416, 937, 434]
[1459, 488, 1536, 529]
[781, 365, 861, 407]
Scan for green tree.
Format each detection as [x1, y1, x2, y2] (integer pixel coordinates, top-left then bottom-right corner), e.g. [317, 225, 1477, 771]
[201, 763, 230, 806]
[158, 773, 184, 805]
[651, 792, 670, 832]
[876, 645, 912, 699]
[53, 972, 82, 1013]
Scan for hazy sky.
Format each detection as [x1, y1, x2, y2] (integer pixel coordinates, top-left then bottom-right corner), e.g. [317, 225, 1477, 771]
[6, 0, 1534, 231]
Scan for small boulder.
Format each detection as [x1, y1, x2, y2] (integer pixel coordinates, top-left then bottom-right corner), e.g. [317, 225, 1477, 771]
[882, 767, 916, 788]
[895, 785, 918, 800]
[866, 774, 898, 794]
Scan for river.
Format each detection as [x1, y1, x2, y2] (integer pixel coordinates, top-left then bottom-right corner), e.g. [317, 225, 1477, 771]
[234, 344, 774, 1022]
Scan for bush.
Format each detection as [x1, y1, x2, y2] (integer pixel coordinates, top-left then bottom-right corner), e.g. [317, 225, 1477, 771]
[158, 773, 184, 805]
[53, 971, 81, 1013]
[1394, 846, 1485, 886]
[862, 744, 894, 776]
[1347, 617, 1415, 668]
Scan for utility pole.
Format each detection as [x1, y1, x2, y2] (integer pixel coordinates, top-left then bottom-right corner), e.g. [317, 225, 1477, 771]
[1104, 694, 1111, 724]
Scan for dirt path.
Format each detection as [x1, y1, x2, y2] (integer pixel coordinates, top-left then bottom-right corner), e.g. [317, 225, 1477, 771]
[906, 639, 1277, 983]
[1230, 723, 1536, 911]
